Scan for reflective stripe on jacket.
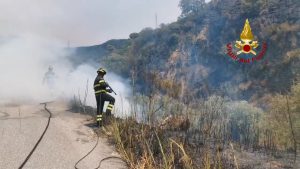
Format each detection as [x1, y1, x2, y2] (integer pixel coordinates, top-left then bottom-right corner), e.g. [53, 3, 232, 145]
[93, 75, 108, 95]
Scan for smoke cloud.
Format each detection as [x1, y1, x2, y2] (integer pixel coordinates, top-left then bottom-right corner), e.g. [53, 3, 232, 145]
[0, 34, 131, 116]
[0, 0, 186, 115]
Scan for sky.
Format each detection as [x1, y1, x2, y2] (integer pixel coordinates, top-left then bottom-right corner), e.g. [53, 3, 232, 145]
[0, 0, 181, 47]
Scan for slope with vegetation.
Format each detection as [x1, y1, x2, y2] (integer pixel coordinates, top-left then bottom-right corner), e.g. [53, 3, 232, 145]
[71, 0, 300, 168]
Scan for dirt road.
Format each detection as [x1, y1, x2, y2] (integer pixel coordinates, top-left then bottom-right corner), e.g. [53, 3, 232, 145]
[0, 102, 126, 169]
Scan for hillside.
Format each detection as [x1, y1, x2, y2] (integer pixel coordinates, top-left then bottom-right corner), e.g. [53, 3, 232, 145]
[71, 0, 300, 102]
[69, 0, 300, 168]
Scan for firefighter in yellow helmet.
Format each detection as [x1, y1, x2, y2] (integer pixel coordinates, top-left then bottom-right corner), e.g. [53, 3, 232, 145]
[94, 68, 115, 127]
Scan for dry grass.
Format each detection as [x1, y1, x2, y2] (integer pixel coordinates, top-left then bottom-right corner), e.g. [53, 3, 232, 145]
[102, 115, 242, 169]
[89, 83, 300, 169]
[103, 117, 195, 169]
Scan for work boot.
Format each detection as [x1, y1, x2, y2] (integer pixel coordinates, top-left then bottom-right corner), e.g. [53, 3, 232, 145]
[106, 111, 111, 116]
[97, 121, 103, 127]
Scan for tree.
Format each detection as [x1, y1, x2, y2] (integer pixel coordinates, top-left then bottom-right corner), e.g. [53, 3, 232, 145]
[129, 33, 139, 39]
[179, 0, 205, 17]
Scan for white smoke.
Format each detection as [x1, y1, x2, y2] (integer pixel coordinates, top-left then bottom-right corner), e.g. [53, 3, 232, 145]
[0, 34, 131, 116]
[0, 0, 182, 117]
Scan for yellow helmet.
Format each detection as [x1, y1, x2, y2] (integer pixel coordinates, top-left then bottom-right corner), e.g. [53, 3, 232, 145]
[97, 68, 106, 75]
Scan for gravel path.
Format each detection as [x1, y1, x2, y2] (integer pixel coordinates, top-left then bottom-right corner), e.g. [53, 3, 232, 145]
[0, 102, 126, 169]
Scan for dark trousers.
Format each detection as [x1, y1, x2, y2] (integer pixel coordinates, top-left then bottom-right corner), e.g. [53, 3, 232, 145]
[95, 93, 115, 126]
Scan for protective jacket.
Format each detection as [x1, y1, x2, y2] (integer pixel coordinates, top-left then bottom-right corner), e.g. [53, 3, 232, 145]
[94, 75, 110, 95]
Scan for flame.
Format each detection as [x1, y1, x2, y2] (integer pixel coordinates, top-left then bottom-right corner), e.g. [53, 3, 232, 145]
[240, 19, 254, 41]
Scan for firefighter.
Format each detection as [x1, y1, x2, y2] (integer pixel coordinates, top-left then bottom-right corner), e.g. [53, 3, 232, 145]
[43, 66, 56, 89]
[94, 68, 115, 127]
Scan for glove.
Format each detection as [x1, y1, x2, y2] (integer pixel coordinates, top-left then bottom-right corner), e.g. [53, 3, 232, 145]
[107, 89, 113, 93]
